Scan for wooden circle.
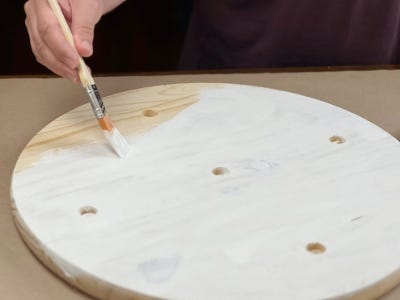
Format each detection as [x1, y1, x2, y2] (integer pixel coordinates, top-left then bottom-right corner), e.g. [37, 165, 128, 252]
[11, 83, 400, 299]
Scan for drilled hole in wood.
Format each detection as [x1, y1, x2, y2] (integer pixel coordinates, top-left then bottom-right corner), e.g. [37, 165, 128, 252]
[143, 109, 158, 117]
[212, 167, 230, 176]
[80, 206, 98, 216]
[329, 136, 345, 144]
[306, 242, 326, 254]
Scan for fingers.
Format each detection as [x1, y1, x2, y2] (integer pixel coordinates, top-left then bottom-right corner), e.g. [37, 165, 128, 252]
[71, 0, 104, 57]
[24, 0, 79, 81]
[24, 0, 104, 82]
[26, 18, 78, 82]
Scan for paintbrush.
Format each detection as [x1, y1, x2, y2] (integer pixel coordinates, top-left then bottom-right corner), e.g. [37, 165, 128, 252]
[47, 0, 130, 158]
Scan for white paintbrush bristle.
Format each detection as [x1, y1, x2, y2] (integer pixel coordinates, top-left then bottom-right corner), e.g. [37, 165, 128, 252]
[103, 128, 131, 158]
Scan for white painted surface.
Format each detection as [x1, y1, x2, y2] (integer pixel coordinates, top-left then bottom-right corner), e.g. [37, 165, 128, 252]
[12, 84, 400, 299]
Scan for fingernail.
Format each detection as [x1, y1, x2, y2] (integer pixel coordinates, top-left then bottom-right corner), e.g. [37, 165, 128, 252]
[81, 40, 92, 53]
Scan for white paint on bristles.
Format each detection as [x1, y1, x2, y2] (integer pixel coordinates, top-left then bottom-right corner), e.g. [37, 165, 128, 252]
[103, 128, 130, 158]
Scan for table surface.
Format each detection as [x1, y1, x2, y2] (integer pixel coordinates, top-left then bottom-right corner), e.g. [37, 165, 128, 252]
[2, 70, 400, 299]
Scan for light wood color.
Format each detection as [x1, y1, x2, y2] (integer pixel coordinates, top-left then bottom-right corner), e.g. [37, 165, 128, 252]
[11, 83, 400, 299]
[14, 83, 215, 172]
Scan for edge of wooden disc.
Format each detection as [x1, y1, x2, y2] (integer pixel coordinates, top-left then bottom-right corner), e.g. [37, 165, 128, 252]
[10, 83, 400, 300]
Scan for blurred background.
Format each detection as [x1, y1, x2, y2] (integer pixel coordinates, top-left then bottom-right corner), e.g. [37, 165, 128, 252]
[1, 0, 192, 75]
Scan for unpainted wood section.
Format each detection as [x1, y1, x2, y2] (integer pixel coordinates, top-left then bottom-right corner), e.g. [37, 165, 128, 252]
[14, 83, 222, 172]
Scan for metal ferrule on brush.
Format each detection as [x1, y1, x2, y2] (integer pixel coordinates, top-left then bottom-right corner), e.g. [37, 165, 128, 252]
[85, 84, 106, 120]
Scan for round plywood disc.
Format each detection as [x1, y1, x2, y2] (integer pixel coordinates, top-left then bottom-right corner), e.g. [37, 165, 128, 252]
[11, 83, 400, 300]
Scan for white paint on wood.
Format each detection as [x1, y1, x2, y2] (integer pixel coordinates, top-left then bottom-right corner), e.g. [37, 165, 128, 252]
[11, 84, 400, 299]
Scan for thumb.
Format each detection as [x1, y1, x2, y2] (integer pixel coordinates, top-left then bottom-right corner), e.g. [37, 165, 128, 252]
[70, 0, 104, 57]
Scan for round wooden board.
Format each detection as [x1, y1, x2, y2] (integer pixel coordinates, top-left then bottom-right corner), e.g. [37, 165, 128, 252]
[11, 83, 400, 300]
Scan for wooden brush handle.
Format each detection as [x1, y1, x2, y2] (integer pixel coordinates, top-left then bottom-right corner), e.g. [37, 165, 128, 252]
[47, 0, 94, 87]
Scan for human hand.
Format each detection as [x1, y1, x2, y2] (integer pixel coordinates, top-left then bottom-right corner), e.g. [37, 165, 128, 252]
[24, 0, 104, 83]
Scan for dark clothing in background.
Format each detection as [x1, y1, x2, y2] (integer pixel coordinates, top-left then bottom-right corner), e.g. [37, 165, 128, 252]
[179, 0, 400, 69]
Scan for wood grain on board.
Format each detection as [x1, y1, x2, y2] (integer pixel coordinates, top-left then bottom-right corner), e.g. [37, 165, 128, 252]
[14, 83, 219, 172]
[11, 83, 400, 300]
